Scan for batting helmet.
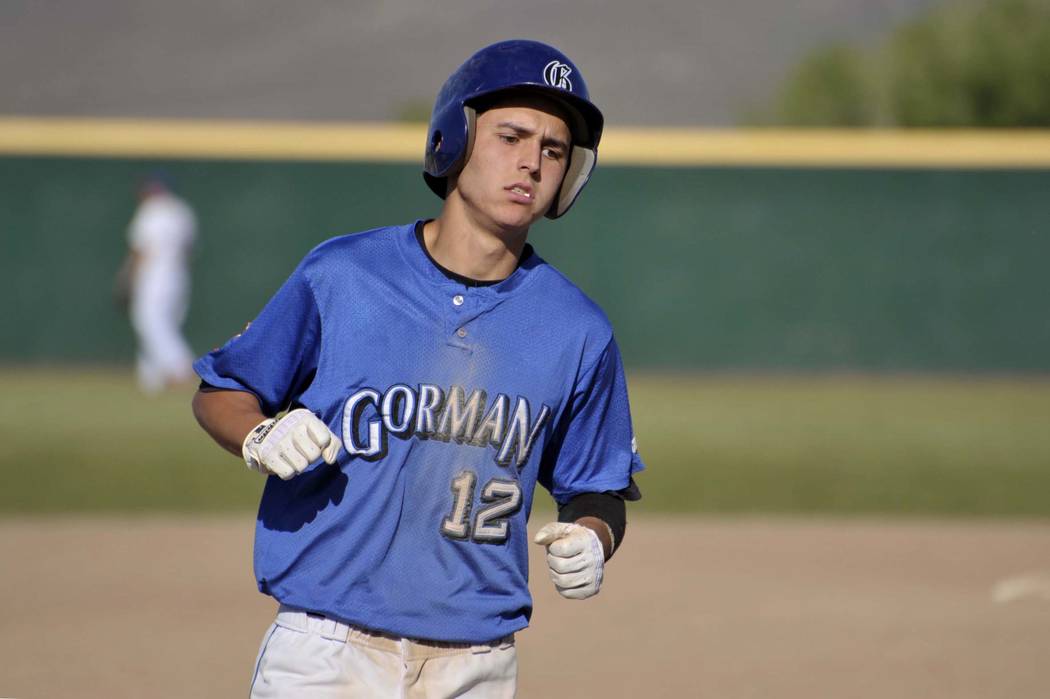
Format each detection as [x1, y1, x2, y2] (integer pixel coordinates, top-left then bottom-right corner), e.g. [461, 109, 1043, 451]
[424, 39, 605, 219]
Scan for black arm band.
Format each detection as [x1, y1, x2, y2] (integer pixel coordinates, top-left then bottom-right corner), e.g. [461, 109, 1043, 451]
[558, 492, 627, 558]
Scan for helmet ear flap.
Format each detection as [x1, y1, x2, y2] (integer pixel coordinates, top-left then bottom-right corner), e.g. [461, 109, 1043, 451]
[461, 106, 477, 176]
[423, 106, 478, 198]
[547, 145, 596, 219]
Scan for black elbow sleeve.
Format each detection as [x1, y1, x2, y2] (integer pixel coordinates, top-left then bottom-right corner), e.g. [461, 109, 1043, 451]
[557, 492, 627, 557]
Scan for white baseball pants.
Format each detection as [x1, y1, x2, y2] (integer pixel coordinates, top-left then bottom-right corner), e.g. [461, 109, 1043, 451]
[249, 605, 517, 698]
[130, 270, 193, 393]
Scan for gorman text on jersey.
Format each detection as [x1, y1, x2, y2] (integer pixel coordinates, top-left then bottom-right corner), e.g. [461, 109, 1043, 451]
[341, 383, 552, 468]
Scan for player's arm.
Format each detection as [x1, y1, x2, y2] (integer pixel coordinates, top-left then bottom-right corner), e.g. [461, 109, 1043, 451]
[532, 334, 643, 600]
[192, 386, 342, 480]
[192, 253, 336, 479]
[192, 388, 267, 457]
[533, 482, 639, 600]
[113, 249, 141, 311]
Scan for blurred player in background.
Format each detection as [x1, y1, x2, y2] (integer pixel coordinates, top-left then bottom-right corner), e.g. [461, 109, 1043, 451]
[192, 39, 643, 697]
[116, 174, 197, 393]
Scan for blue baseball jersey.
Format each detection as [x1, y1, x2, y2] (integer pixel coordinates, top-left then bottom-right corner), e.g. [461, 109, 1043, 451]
[194, 221, 644, 643]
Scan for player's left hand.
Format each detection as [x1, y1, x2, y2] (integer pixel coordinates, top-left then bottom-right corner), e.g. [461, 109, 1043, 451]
[533, 522, 604, 600]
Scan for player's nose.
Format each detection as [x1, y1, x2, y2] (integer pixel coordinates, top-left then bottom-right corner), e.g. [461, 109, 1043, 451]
[518, 143, 541, 175]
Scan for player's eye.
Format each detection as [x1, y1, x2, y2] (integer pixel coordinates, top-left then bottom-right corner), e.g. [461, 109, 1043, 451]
[498, 134, 519, 145]
[542, 147, 564, 161]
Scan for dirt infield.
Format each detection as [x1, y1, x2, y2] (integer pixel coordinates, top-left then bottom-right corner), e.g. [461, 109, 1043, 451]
[1, 516, 1047, 698]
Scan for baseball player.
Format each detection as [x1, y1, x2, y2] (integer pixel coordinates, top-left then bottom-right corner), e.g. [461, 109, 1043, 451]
[118, 175, 197, 393]
[192, 39, 643, 697]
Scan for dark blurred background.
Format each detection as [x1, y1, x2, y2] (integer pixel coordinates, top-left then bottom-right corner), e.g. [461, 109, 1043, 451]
[0, 0, 946, 125]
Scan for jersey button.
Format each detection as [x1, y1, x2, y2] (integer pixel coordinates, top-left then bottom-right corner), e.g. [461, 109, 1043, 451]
[456, 328, 467, 338]
[452, 294, 464, 306]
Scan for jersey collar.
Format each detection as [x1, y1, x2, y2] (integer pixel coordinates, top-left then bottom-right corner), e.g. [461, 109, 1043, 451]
[398, 220, 543, 297]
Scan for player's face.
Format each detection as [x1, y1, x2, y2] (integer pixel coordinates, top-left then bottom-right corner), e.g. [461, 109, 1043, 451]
[451, 97, 572, 234]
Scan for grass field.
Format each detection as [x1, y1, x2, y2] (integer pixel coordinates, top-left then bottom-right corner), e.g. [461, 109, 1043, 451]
[1, 368, 1048, 516]
[631, 374, 1050, 516]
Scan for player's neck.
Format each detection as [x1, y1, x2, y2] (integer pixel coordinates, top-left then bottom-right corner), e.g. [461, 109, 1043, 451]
[425, 207, 527, 282]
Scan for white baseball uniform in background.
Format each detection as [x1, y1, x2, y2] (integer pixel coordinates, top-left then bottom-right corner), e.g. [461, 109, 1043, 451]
[128, 190, 196, 393]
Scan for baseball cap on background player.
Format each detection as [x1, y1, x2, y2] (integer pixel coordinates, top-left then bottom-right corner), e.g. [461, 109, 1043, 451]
[138, 170, 174, 198]
[424, 39, 605, 219]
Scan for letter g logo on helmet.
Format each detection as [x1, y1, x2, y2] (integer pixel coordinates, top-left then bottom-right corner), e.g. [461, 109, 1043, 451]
[543, 60, 573, 90]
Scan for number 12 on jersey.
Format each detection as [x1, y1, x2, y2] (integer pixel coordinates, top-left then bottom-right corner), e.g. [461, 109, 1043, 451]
[442, 471, 522, 543]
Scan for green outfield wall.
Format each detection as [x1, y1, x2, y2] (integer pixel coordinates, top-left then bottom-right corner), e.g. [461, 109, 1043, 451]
[2, 153, 1049, 371]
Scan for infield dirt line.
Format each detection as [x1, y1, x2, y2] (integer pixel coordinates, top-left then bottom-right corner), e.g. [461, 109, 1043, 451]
[1, 516, 1047, 698]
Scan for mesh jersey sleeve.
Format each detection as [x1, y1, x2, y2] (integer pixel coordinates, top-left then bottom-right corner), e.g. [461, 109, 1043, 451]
[193, 261, 321, 416]
[539, 337, 646, 504]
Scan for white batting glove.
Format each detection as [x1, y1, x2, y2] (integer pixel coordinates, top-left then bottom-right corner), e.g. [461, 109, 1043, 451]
[241, 409, 342, 480]
[533, 522, 605, 600]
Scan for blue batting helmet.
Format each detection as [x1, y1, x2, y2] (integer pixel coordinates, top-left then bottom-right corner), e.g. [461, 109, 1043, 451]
[424, 39, 605, 219]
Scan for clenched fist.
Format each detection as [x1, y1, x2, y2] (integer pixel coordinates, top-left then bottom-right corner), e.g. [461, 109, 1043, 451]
[533, 522, 605, 600]
[242, 409, 342, 480]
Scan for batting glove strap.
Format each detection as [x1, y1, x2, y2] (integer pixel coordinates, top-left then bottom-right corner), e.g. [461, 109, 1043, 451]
[242, 418, 279, 473]
[240, 409, 343, 480]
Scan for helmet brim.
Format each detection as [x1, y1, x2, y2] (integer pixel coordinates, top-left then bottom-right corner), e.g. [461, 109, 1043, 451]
[465, 85, 604, 150]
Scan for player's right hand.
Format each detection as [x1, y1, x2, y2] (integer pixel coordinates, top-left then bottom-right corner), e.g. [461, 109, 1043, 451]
[241, 408, 342, 480]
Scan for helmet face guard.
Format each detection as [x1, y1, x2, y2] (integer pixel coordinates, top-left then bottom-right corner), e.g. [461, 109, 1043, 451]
[424, 40, 605, 219]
